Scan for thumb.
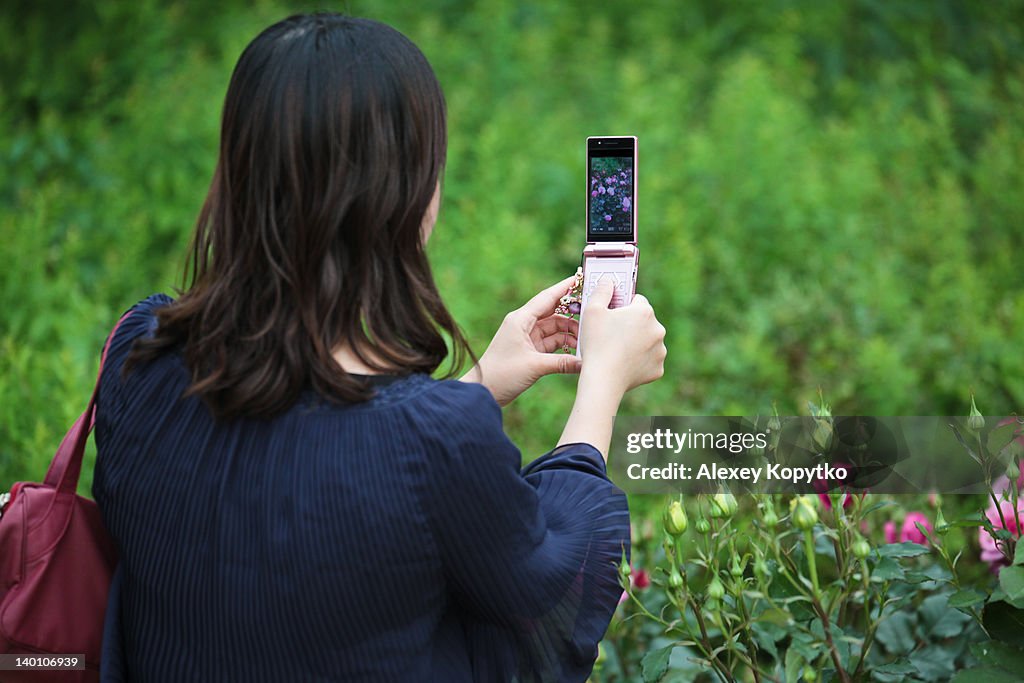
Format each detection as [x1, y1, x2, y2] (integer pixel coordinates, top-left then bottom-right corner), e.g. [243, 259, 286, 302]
[586, 276, 615, 312]
[534, 351, 583, 376]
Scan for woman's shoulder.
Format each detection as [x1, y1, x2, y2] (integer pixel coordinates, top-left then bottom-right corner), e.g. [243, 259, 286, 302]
[108, 293, 175, 351]
[405, 378, 518, 469]
[413, 377, 503, 427]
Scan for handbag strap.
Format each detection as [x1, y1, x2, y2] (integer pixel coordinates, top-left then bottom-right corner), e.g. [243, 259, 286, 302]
[44, 311, 133, 495]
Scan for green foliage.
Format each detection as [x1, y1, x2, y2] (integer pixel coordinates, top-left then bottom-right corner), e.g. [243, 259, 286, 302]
[611, 489, 987, 682]
[0, 0, 1021, 556]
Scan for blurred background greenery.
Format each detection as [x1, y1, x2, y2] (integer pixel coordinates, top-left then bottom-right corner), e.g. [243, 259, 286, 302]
[1, 0, 1022, 495]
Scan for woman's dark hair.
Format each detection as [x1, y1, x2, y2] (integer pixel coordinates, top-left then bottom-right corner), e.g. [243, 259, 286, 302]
[127, 13, 474, 419]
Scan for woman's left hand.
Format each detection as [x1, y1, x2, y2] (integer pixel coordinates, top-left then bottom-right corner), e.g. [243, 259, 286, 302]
[461, 274, 582, 406]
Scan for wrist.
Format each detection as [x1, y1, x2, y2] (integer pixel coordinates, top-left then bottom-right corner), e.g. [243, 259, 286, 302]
[573, 369, 626, 423]
[578, 362, 629, 403]
[459, 364, 482, 384]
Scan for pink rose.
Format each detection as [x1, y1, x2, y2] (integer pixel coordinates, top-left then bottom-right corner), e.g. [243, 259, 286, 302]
[901, 512, 932, 545]
[592, 191, 598, 197]
[884, 512, 932, 545]
[979, 494, 1024, 573]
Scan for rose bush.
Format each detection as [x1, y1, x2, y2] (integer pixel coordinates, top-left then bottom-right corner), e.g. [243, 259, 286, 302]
[593, 400, 1024, 683]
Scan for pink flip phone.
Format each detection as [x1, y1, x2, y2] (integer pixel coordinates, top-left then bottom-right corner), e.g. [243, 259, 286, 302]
[577, 136, 638, 358]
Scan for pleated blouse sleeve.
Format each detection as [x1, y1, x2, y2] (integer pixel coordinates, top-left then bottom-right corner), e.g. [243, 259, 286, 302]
[417, 381, 630, 682]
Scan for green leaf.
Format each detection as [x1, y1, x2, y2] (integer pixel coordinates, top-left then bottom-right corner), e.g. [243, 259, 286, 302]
[641, 644, 674, 683]
[951, 667, 1024, 683]
[969, 640, 1024, 670]
[1002, 438, 1024, 462]
[917, 593, 971, 639]
[875, 611, 916, 655]
[767, 563, 815, 621]
[939, 513, 985, 531]
[665, 646, 706, 678]
[928, 604, 972, 639]
[1014, 541, 1024, 566]
[982, 601, 1024, 649]
[860, 499, 897, 516]
[873, 659, 917, 674]
[910, 643, 959, 681]
[950, 423, 983, 465]
[873, 557, 906, 581]
[988, 421, 1020, 458]
[784, 647, 804, 683]
[789, 631, 819, 663]
[948, 589, 986, 609]
[903, 570, 937, 585]
[877, 542, 931, 558]
[999, 566, 1024, 602]
[751, 621, 784, 662]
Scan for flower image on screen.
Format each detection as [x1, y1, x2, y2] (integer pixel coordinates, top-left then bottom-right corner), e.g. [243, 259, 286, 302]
[588, 156, 633, 235]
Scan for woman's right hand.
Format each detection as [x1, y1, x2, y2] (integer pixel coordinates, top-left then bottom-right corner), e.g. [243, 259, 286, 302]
[579, 278, 667, 395]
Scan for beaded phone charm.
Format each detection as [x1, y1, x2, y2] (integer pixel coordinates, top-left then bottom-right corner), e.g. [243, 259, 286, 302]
[554, 266, 585, 352]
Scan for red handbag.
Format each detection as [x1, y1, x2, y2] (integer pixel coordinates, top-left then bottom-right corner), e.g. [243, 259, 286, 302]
[0, 314, 128, 682]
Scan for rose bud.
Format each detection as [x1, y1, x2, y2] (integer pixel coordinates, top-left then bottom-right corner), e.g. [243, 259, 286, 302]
[852, 535, 871, 560]
[664, 500, 688, 536]
[618, 549, 631, 586]
[730, 556, 744, 578]
[709, 492, 738, 519]
[707, 576, 725, 601]
[969, 395, 985, 431]
[669, 567, 685, 590]
[790, 495, 819, 531]
[754, 558, 769, 578]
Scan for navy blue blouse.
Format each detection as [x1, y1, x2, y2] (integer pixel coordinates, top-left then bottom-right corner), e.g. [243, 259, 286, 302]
[93, 295, 630, 682]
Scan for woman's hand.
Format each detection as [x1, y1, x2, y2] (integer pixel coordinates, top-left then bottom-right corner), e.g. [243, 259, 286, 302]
[557, 278, 667, 459]
[461, 274, 583, 407]
[578, 278, 667, 395]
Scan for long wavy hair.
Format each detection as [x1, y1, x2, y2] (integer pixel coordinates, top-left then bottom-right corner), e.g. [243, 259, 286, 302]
[126, 13, 474, 419]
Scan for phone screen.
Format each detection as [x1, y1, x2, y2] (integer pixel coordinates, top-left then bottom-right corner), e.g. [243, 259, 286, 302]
[587, 137, 636, 242]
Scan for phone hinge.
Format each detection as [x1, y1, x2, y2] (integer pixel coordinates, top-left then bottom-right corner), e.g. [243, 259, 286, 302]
[584, 243, 637, 258]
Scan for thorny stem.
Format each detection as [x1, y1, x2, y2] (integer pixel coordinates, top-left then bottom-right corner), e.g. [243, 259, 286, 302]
[851, 584, 889, 681]
[804, 529, 821, 596]
[811, 593, 852, 683]
[625, 588, 731, 683]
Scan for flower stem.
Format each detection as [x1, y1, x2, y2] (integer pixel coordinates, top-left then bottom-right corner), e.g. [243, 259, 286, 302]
[804, 528, 821, 596]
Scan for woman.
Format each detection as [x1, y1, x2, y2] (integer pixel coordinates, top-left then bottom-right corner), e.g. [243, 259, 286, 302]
[93, 12, 666, 682]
